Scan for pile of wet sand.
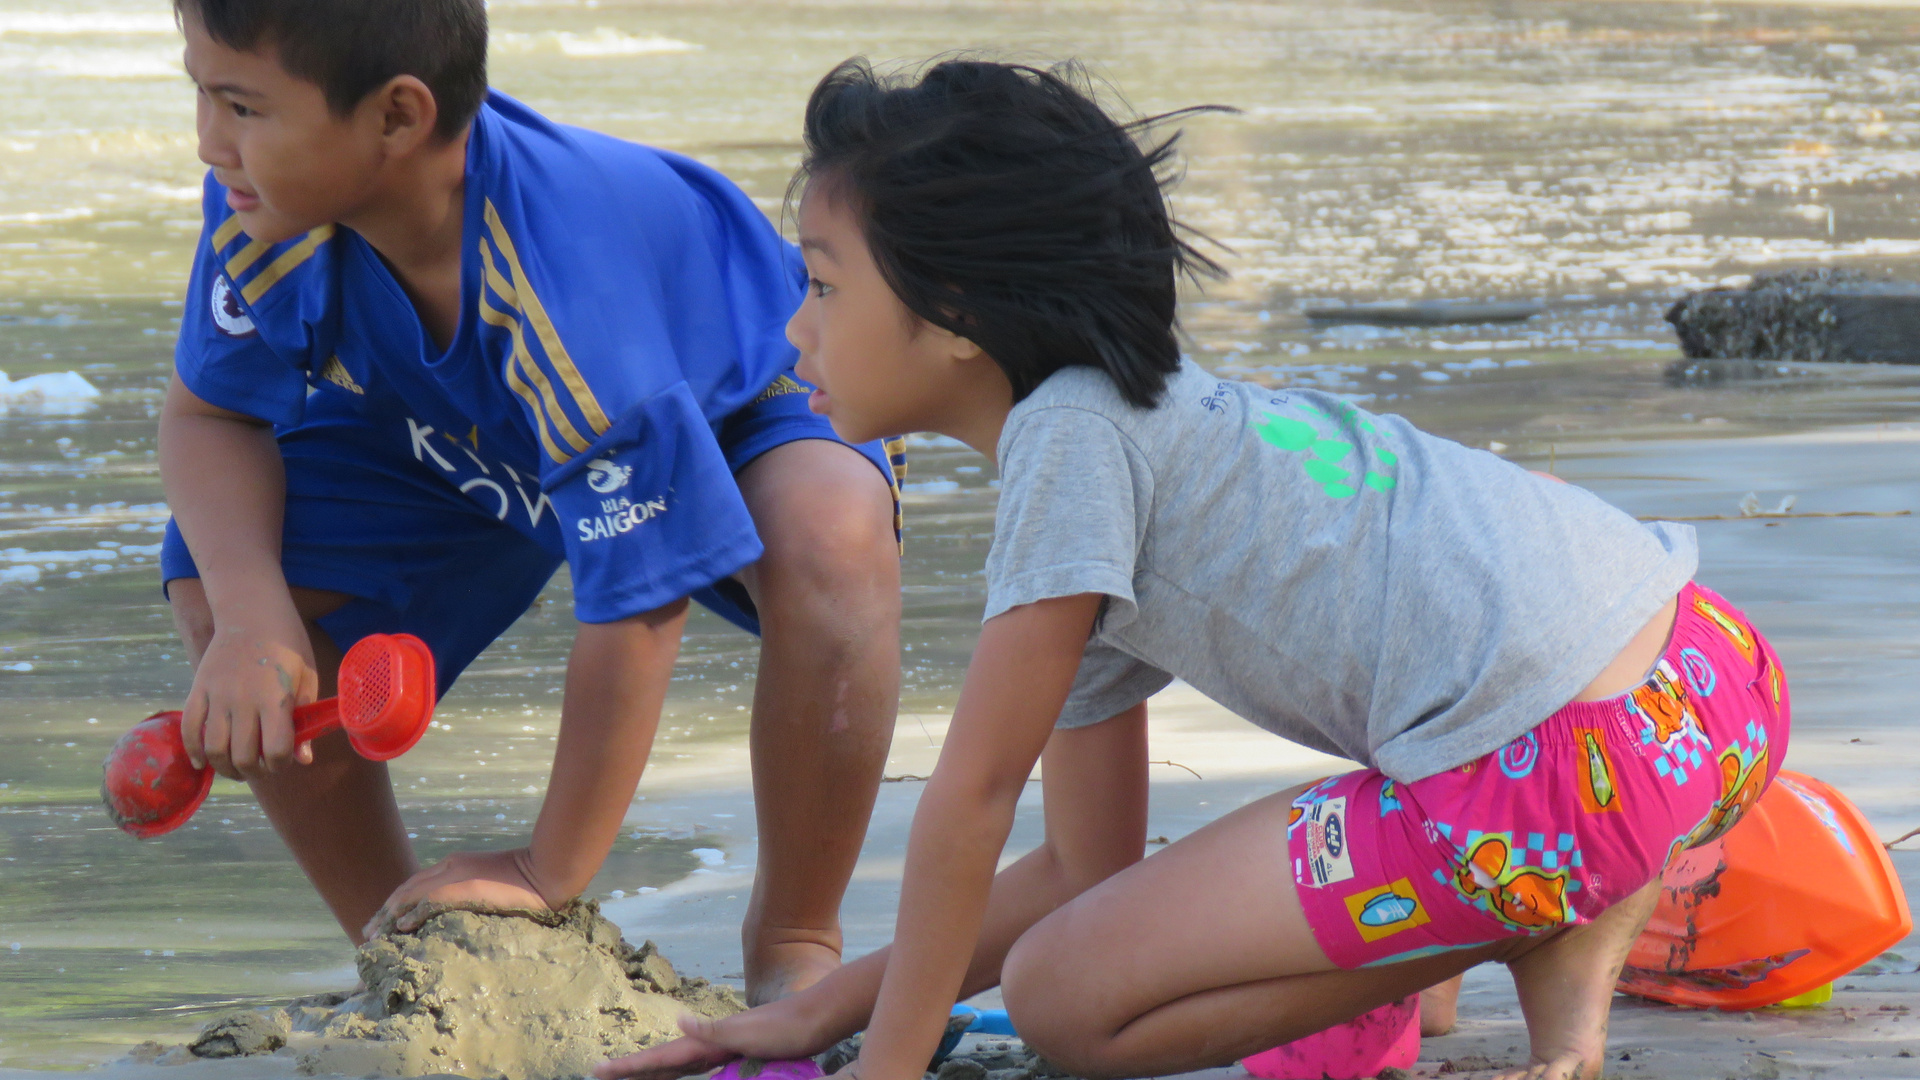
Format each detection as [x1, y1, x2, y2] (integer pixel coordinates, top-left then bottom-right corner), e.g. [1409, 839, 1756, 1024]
[148, 901, 742, 1080]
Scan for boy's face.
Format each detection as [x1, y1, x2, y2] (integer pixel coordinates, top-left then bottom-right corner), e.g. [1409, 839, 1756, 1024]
[182, 13, 386, 244]
[788, 184, 979, 446]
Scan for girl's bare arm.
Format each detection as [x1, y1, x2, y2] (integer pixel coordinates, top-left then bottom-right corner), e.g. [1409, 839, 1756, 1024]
[596, 594, 1131, 1080]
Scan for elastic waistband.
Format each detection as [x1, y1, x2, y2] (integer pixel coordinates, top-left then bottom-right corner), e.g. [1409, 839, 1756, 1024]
[1532, 582, 1721, 747]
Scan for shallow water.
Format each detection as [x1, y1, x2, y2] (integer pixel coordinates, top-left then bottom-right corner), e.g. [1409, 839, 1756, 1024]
[7, 0, 1920, 1067]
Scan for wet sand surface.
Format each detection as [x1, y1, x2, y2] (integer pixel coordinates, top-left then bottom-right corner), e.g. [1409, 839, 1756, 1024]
[8, 0, 1920, 1073]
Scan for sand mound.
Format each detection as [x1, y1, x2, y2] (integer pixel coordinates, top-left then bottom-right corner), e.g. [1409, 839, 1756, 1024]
[178, 901, 741, 1080]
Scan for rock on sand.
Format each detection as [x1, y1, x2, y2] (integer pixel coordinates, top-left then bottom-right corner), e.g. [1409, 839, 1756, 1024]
[181, 901, 741, 1080]
[1666, 267, 1920, 365]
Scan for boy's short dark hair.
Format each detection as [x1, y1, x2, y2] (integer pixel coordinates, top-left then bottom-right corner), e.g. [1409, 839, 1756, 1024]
[795, 58, 1224, 410]
[177, 0, 487, 140]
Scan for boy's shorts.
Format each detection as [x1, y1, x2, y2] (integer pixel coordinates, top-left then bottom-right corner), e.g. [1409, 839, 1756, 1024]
[1287, 582, 1790, 969]
[160, 369, 901, 697]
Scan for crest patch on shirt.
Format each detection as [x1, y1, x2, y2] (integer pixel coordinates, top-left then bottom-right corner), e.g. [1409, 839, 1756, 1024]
[587, 458, 633, 494]
[209, 275, 256, 338]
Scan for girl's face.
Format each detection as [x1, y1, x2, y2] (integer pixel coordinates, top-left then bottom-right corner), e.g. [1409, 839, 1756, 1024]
[787, 182, 986, 446]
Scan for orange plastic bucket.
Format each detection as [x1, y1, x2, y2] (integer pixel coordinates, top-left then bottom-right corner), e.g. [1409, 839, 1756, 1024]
[1618, 770, 1910, 1009]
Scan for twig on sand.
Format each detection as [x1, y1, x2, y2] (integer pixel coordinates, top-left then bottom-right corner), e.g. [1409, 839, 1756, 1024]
[1641, 510, 1910, 522]
[1884, 825, 1920, 850]
[884, 762, 1203, 784]
[883, 773, 1042, 784]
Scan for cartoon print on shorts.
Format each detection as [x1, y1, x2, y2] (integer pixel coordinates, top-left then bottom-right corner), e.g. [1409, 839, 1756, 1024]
[1691, 593, 1758, 666]
[1446, 832, 1579, 931]
[1298, 796, 1356, 889]
[1627, 658, 1713, 788]
[1572, 726, 1621, 814]
[1250, 397, 1397, 500]
[1496, 730, 1540, 779]
[1677, 647, 1717, 698]
[1379, 778, 1404, 816]
[1678, 741, 1769, 852]
[1289, 776, 1339, 839]
[1343, 877, 1432, 943]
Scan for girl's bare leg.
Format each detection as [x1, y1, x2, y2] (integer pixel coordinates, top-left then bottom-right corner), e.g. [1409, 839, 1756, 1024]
[999, 783, 1652, 1080]
[999, 784, 1508, 1079]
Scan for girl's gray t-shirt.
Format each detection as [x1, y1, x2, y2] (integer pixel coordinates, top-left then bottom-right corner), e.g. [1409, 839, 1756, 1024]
[985, 361, 1697, 783]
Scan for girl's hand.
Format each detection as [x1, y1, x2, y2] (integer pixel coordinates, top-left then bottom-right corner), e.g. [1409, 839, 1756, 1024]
[363, 848, 553, 938]
[594, 998, 830, 1080]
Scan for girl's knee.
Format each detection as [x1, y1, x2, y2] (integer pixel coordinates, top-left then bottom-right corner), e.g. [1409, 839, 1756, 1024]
[1002, 932, 1114, 1078]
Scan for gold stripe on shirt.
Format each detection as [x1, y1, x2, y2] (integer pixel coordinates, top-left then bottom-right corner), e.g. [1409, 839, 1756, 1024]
[478, 239, 592, 458]
[210, 215, 245, 251]
[224, 238, 273, 280]
[241, 225, 336, 305]
[479, 292, 571, 464]
[481, 199, 612, 436]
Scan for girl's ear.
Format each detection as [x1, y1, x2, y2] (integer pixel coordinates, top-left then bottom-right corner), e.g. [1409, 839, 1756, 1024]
[944, 330, 984, 363]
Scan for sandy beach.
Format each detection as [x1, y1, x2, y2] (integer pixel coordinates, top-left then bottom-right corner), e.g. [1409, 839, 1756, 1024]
[12, 415, 1914, 1079]
[8, 0, 1920, 1074]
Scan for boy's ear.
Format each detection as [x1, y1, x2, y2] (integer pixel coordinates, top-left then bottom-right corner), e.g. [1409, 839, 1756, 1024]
[369, 74, 441, 150]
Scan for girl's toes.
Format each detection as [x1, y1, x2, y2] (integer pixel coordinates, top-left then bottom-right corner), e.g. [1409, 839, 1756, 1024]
[1483, 1052, 1595, 1080]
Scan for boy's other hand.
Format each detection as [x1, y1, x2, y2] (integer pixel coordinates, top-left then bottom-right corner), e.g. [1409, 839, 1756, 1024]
[183, 619, 319, 780]
[595, 996, 830, 1080]
[365, 848, 552, 938]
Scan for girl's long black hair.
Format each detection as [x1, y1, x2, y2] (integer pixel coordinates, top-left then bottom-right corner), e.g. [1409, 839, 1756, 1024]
[794, 57, 1228, 410]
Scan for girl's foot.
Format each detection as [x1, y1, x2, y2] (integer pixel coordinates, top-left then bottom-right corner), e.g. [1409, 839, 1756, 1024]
[1487, 1049, 1599, 1080]
[1419, 974, 1462, 1037]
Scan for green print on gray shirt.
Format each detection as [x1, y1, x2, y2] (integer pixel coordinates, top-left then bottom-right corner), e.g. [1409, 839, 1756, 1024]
[1250, 399, 1397, 499]
[984, 361, 1697, 782]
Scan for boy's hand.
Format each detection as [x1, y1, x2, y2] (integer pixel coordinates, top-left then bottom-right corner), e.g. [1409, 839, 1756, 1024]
[595, 997, 829, 1080]
[183, 616, 319, 780]
[364, 848, 553, 938]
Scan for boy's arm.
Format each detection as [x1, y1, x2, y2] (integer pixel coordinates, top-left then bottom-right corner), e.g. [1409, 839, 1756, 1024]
[369, 598, 689, 933]
[594, 693, 1148, 1080]
[161, 376, 319, 778]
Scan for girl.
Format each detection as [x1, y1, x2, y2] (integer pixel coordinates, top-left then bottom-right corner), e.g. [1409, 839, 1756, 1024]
[599, 58, 1789, 1080]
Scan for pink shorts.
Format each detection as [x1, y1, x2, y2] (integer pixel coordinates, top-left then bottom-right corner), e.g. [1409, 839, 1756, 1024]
[1288, 582, 1791, 969]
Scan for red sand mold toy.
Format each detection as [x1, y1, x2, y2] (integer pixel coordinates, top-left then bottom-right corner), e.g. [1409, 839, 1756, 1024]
[102, 632, 436, 839]
[1241, 994, 1420, 1080]
[1619, 769, 1911, 1010]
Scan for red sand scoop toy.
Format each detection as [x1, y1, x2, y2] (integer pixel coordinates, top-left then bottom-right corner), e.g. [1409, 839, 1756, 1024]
[1618, 770, 1911, 1009]
[102, 633, 436, 839]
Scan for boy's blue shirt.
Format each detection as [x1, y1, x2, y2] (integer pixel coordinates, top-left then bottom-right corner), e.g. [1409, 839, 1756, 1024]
[175, 92, 808, 623]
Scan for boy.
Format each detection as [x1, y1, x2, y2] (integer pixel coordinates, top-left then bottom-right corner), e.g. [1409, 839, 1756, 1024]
[161, 0, 902, 1004]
